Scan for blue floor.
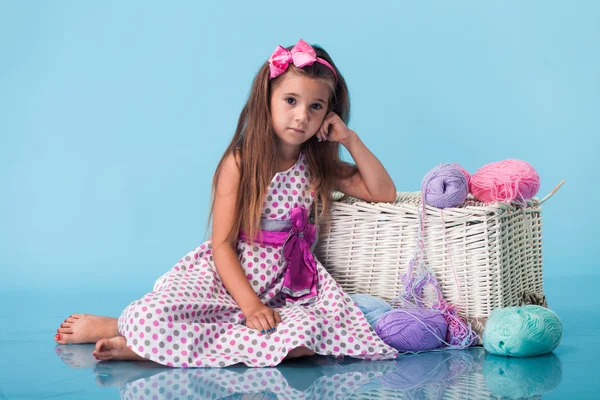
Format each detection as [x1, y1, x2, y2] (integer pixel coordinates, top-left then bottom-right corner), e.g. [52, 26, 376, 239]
[1, 276, 598, 399]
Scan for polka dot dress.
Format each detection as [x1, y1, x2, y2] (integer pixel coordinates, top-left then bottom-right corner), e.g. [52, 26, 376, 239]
[118, 152, 398, 367]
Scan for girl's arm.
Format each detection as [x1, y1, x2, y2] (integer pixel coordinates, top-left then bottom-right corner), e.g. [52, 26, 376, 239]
[212, 153, 282, 333]
[211, 153, 265, 315]
[318, 112, 396, 203]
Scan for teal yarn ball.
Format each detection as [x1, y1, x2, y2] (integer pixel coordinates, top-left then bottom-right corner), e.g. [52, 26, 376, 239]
[482, 305, 563, 357]
[483, 353, 563, 398]
[349, 293, 392, 329]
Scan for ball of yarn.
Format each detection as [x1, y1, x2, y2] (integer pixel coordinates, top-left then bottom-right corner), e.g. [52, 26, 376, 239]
[483, 352, 563, 398]
[470, 159, 540, 203]
[375, 309, 448, 352]
[349, 293, 392, 329]
[421, 163, 470, 208]
[453, 163, 471, 186]
[482, 305, 562, 357]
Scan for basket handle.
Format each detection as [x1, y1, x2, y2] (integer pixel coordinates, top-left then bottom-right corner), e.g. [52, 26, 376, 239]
[538, 180, 565, 205]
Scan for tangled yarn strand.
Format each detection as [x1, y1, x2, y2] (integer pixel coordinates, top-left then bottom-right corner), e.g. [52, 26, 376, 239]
[393, 195, 478, 351]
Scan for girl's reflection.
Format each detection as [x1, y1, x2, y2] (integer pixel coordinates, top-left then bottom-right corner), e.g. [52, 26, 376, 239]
[56, 345, 562, 399]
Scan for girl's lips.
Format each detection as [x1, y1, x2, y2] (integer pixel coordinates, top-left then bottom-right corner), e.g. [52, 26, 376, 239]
[289, 128, 305, 134]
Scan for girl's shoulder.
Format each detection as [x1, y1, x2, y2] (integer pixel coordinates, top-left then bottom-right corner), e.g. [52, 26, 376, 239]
[215, 151, 242, 188]
[223, 150, 242, 173]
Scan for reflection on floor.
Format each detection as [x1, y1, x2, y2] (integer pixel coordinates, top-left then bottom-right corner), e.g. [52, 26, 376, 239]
[55, 344, 561, 399]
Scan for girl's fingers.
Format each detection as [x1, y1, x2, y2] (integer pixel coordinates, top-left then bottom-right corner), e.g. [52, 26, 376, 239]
[246, 309, 281, 333]
[317, 116, 331, 142]
[320, 113, 342, 141]
[316, 128, 325, 142]
[248, 315, 265, 333]
[264, 312, 277, 332]
[257, 315, 271, 334]
[247, 317, 260, 331]
[321, 121, 329, 140]
[324, 117, 334, 138]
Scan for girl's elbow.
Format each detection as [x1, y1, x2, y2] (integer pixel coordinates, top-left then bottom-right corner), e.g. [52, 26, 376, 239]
[212, 240, 235, 260]
[372, 189, 396, 203]
[384, 185, 397, 202]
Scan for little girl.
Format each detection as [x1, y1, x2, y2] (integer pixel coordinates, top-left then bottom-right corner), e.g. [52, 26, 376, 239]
[55, 39, 399, 367]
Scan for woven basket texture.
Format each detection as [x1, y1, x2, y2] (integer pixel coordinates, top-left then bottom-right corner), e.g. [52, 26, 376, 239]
[314, 192, 545, 335]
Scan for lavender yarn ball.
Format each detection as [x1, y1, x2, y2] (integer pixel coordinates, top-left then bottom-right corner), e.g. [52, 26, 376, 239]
[375, 309, 448, 352]
[421, 163, 470, 208]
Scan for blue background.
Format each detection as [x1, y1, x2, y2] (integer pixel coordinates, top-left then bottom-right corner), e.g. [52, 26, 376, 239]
[1, 2, 599, 399]
[1, 0, 598, 295]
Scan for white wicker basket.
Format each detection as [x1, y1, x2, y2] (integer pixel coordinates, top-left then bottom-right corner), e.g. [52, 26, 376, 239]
[314, 189, 559, 335]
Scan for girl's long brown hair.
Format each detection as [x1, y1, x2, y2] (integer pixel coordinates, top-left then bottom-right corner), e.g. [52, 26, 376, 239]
[209, 43, 354, 245]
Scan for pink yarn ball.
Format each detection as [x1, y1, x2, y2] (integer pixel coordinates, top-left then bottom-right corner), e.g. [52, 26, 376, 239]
[470, 159, 540, 203]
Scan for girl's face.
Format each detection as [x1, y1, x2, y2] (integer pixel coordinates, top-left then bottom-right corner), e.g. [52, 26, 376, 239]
[270, 73, 330, 151]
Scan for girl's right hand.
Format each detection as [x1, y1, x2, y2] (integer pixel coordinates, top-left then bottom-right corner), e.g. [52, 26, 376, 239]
[244, 305, 282, 334]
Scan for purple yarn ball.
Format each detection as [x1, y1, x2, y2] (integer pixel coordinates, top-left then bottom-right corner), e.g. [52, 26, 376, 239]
[375, 309, 448, 352]
[421, 163, 470, 208]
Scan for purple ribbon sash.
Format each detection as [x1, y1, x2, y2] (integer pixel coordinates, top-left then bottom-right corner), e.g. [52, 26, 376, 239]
[239, 206, 318, 305]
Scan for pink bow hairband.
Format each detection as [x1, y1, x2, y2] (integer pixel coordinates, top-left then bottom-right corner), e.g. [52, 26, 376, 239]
[268, 39, 337, 80]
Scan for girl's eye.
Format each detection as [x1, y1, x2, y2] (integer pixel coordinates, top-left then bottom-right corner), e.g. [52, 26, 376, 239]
[285, 98, 295, 104]
[311, 104, 323, 110]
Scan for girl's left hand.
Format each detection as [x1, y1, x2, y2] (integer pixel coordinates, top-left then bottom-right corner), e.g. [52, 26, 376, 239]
[315, 112, 354, 144]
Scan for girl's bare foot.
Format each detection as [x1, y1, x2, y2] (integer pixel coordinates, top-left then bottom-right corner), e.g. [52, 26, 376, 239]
[55, 314, 119, 344]
[94, 336, 147, 362]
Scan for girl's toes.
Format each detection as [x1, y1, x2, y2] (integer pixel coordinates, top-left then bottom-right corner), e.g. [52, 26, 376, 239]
[57, 327, 73, 334]
[94, 339, 119, 360]
[96, 352, 116, 361]
[94, 339, 110, 354]
[55, 333, 72, 344]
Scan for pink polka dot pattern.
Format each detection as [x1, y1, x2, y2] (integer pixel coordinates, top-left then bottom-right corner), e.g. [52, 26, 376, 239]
[118, 152, 398, 367]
